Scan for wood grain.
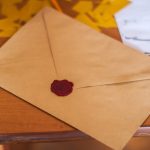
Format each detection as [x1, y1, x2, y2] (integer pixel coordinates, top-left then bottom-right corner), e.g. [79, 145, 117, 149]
[0, 88, 73, 133]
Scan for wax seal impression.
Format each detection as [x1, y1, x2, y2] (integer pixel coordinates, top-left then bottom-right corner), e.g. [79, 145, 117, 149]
[51, 80, 74, 96]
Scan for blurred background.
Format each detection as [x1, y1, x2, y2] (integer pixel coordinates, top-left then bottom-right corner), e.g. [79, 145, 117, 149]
[0, 137, 150, 150]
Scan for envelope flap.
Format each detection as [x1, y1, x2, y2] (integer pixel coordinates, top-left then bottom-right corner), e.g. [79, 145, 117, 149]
[44, 8, 150, 88]
[0, 10, 56, 93]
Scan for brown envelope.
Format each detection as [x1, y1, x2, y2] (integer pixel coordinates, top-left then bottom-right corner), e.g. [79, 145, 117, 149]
[0, 7, 150, 150]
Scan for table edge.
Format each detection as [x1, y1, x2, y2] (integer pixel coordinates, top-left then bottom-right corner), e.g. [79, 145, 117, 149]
[0, 127, 149, 144]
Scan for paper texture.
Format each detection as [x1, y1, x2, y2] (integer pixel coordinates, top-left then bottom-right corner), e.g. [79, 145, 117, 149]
[115, 0, 150, 54]
[0, 8, 150, 150]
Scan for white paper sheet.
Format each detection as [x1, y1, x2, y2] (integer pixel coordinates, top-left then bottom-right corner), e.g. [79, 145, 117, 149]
[115, 0, 150, 55]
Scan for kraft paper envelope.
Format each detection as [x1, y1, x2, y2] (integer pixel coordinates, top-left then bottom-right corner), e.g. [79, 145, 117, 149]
[0, 7, 150, 150]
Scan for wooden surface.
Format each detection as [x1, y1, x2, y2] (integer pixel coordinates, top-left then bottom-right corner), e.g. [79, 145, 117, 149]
[0, 27, 150, 144]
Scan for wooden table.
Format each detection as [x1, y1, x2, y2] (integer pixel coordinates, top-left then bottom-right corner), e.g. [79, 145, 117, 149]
[0, 28, 150, 144]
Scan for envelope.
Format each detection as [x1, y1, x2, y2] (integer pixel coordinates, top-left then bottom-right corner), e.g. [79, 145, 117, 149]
[0, 7, 150, 150]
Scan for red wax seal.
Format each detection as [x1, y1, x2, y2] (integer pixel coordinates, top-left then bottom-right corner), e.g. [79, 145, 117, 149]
[51, 80, 74, 96]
